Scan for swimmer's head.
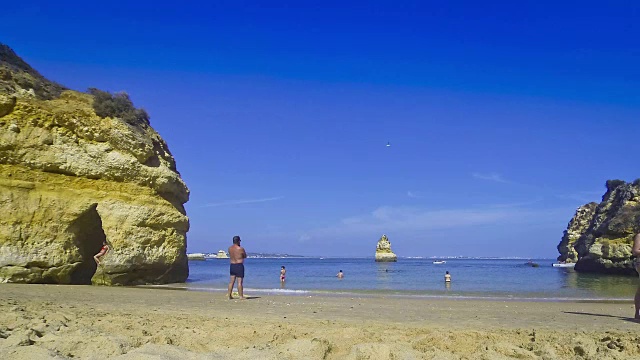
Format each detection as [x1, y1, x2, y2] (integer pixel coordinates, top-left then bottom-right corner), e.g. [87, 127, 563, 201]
[281, 266, 285, 269]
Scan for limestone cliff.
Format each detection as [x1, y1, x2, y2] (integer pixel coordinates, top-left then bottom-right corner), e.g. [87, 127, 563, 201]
[0, 44, 189, 285]
[557, 180, 640, 275]
[375, 234, 397, 262]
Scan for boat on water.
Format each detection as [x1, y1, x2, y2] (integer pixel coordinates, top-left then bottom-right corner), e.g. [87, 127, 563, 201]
[187, 253, 206, 261]
[525, 260, 540, 267]
[552, 262, 575, 268]
[433, 260, 446, 264]
[201, 250, 229, 259]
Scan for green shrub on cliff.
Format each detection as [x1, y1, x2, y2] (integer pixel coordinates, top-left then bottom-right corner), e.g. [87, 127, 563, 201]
[605, 179, 625, 192]
[88, 88, 149, 126]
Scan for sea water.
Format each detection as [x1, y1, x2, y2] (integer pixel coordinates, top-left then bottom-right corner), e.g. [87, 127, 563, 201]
[180, 257, 638, 301]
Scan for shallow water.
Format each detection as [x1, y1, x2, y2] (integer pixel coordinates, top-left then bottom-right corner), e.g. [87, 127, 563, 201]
[182, 257, 639, 301]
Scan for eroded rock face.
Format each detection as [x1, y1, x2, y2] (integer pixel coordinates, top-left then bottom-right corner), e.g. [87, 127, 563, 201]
[557, 180, 640, 275]
[0, 44, 189, 285]
[556, 203, 598, 263]
[375, 234, 397, 262]
[0, 94, 16, 117]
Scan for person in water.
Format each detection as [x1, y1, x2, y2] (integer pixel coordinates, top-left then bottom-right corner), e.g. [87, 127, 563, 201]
[228, 235, 247, 300]
[633, 233, 640, 319]
[336, 270, 344, 279]
[280, 266, 286, 283]
[94, 241, 110, 266]
[444, 271, 451, 283]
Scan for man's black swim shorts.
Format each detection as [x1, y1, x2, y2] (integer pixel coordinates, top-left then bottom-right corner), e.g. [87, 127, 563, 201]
[230, 263, 245, 278]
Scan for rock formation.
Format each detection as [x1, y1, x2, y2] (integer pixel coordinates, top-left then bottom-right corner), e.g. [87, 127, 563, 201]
[557, 179, 640, 275]
[0, 43, 189, 285]
[375, 234, 397, 262]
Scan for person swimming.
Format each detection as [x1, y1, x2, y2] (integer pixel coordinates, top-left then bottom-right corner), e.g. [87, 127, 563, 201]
[280, 266, 286, 283]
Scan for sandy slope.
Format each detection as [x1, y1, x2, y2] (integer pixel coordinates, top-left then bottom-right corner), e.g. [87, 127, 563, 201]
[1, 284, 639, 359]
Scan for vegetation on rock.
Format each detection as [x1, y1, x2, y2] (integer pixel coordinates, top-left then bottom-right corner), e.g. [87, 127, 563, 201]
[605, 179, 626, 192]
[88, 88, 150, 126]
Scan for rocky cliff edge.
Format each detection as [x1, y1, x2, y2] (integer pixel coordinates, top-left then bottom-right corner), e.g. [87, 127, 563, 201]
[557, 179, 640, 275]
[0, 44, 189, 285]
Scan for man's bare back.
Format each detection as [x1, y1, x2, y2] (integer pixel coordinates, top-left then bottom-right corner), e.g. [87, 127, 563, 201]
[228, 244, 246, 264]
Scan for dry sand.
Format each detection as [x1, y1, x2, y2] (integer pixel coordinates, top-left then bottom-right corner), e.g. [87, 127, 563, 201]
[0, 283, 639, 359]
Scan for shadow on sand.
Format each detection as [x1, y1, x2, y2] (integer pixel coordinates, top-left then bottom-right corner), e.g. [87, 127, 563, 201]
[229, 296, 261, 300]
[563, 311, 640, 324]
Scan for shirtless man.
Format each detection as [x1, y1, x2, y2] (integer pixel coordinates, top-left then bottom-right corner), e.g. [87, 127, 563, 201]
[632, 233, 640, 319]
[228, 235, 247, 300]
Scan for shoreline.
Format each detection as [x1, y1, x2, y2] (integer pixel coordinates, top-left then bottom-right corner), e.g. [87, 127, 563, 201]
[146, 283, 637, 303]
[1, 284, 639, 359]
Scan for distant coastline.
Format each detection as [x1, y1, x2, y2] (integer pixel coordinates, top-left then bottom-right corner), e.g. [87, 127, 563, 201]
[248, 253, 306, 258]
[193, 254, 554, 260]
[196, 252, 307, 259]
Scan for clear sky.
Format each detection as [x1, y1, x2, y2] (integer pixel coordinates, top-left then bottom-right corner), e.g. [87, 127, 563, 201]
[2, 1, 639, 257]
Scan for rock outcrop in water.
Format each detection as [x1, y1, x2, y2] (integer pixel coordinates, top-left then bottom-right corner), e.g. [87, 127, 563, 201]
[557, 179, 640, 275]
[375, 234, 397, 262]
[0, 43, 189, 285]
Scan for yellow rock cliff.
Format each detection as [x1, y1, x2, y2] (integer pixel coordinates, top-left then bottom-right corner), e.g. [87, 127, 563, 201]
[0, 44, 189, 285]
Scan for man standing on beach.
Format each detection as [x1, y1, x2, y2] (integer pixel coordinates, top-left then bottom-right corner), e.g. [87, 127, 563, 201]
[633, 233, 640, 319]
[228, 235, 247, 300]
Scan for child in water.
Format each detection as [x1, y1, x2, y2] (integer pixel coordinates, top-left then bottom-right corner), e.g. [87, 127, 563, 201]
[280, 266, 286, 283]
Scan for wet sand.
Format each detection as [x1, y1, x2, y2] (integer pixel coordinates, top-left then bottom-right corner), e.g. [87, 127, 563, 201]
[0, 283, 639, 359]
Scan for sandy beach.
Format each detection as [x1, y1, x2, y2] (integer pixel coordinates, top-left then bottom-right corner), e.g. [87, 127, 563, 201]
[0, 284, 639, 359]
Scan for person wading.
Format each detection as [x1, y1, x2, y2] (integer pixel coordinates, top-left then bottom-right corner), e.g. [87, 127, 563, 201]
[228, 235, 247, 300]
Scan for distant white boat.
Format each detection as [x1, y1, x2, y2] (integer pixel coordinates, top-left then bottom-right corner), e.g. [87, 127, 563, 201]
[433, 260, 446, 264]
[187, 253, 206, 261]
[552, 262, 575, 268]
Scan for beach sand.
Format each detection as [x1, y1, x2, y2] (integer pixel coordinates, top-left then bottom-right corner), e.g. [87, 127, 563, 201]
[1, 284, 639, 359]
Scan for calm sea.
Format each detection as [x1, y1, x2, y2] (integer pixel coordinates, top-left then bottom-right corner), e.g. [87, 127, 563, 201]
[175, 257, 638, 301]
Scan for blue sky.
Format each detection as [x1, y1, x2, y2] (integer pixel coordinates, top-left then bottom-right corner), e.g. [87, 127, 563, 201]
[2, 1, 639, 257]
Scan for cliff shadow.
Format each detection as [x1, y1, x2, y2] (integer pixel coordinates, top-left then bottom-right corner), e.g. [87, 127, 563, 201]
[68, 204, 107, 284]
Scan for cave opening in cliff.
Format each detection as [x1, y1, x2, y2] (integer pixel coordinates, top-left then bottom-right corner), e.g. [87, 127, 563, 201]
[69, 204, 107, 284]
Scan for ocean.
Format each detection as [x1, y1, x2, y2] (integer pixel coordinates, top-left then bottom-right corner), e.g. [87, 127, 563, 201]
[178, 257, 639, 301]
